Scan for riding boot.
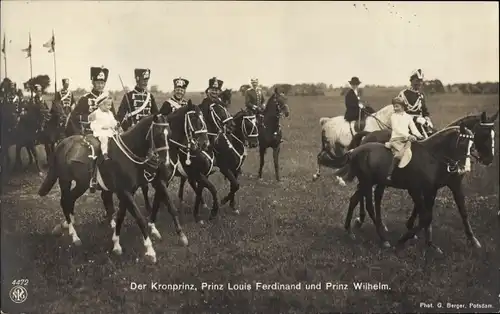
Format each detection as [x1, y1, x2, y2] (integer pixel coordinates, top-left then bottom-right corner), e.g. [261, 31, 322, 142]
[89, 162, 98, 193]
[386, 156, 401, 181]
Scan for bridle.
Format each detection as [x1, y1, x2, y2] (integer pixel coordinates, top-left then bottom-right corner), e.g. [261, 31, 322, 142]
[168, 110, 208, 165]
[207, 103, 233, 136]
[112, 119, 170, 165]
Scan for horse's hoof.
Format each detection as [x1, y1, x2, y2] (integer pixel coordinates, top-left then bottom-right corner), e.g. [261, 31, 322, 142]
[112, 247, 123, 256]
[73, 239, 82, 247]
[198, 220, 205, 225]
[38, 172, 44, 177]
[179, 233, 189, 246]
[145, 254, 157, 264]
[382, 241, 391, 248]
[202, 204, 209, 211]
[233, 209, 240, 215]
[469, 237, 481, 248]
[110, 219, 116, 229]
[336, 177, 346, 186]
[312, 174, 319, 181]
[354, 218, 363, 228]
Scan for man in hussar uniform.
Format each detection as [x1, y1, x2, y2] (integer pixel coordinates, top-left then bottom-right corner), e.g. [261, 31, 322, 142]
[245, 78, 266, 113]
[159, 77, 190, 115]
[66, 66, 115, 136]
[117, 68, 159, 131]
[31, 84, 51, 132]
[54, 78, 76, 112]
[392, 69, 434, 137]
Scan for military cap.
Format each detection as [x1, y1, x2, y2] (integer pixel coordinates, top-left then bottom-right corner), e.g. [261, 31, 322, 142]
[90, 66, 109, 82]
[208, 77, 223, 90]
[173, 77, 189, 89]
[410, 69, 424, 81]
[135, 68, 151, 81]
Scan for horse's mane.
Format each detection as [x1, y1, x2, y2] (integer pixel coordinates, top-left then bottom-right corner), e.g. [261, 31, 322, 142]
[419, 126, 460, 145]
[445, 114, 479, 128]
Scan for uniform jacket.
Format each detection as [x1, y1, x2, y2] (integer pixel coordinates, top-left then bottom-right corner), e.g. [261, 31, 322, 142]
[245, 87, 266, 111]
[54, 89, 76, 110]
[344, 88, 361, 122]
[159, 96, 188, 116]
[395, 88, 430, 117]
[116, 87, 158, 131]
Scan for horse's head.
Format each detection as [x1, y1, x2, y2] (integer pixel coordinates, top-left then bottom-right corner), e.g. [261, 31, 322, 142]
[145, 114, 171, 165]
[442, 124, 475, 170]
[233, 109, 259, 148]
[219, 89, 232, 107]
[208, 99, 233, 135]
[168, 99, 209, 152]
[470, 110, 498, 166]
[265, 88, 290, 119]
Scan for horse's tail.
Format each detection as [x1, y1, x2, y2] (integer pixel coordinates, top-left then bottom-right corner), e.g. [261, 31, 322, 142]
[348, 131, 370, 150]
[38, 152, 58, 196]
[319, 117, 330, 127]
[334, 153, 355, 183]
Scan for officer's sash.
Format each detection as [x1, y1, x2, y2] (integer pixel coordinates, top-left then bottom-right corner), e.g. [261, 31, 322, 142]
[129, 92, 151, 117]
[167, 98, 184, 111]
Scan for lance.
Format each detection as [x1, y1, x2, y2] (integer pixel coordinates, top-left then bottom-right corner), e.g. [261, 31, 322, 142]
[118, 75, 133, 124]
[52, 30, 57, 95]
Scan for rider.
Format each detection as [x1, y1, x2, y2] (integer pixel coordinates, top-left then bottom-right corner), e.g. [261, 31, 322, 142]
[32, 84, 51, 133]
[344, 76, 366, 132]
[117, 68, 159, 131]
[66, 66, 115, 135]
[392, 69, 433, 136]
[159, 77, 190, 115]
[385, 99, 424, 181]
[54, 78, 76, 111]
[245, 78, 266, 114]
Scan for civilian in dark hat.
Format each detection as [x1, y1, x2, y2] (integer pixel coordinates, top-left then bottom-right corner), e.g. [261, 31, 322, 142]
[117, 68, 159, 131]
[159, 77, 190, 115]
[344, 76, 367, 132]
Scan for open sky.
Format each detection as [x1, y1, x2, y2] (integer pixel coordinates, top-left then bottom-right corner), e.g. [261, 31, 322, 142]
[1, 1, 498, 91]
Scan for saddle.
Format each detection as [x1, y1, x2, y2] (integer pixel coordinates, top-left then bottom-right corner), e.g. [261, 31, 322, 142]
[384, 140, 413, 168]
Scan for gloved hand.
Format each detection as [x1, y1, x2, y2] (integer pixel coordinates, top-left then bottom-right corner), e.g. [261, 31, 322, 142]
[408, 135, 417, 142]
[416, 116, 426, 124]
[358, 103, 364, 109]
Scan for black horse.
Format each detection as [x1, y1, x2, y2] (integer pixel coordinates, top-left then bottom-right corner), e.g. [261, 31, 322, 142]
[12, 99, 48, 175]
[257, 88, 290, 181]
[38, 114, 173, 263]
[38, 100, 67, 165]
[346, 111, 498, 245]
[179, 108, 260, 214]
[335, 124, 475, 253]
[172, 99, 231, 223]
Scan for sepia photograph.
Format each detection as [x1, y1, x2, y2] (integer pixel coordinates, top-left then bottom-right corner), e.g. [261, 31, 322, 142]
[1, 1, 498, 313]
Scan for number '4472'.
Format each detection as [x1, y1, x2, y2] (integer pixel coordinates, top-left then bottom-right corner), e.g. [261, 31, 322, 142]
[12, 279, 29, 286]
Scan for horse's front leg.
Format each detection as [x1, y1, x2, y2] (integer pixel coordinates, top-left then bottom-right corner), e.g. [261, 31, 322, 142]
[141, 184, 152, 214]
[272, 144, 281, 182]
[258, 146, 266, 179]
[196, 174, 219, 221]
[29, 144, 43, 176]
[220, 167, 240, 214]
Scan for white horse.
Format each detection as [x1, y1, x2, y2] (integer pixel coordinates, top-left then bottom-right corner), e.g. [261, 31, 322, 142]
[312, 104, 395, 185]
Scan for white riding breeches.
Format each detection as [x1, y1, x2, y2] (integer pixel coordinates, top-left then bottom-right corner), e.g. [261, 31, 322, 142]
[98, 136, 110, 155]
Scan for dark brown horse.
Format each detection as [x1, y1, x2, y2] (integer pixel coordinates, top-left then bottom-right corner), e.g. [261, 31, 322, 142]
[38, 114, 174, 263]
[257, 88, 290, 181]
[346, 111, 499, 244]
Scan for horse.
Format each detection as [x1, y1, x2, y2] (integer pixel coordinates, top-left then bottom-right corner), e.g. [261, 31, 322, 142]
[219, 88, 232, 107]
[346, 110, 499, 238]
[178, 108, 259, 214]
[38, 100, 67, 165]
[257, 88, 290, 182]
[12, 99, 47, 175]
[335, 124, 476, 254]
[37, 114, 173, 263]
[312, 104, 395, 184]
[172, 98, 232, 223]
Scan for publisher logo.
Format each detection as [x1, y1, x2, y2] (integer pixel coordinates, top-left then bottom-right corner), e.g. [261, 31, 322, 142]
[9, 286, 28, 304]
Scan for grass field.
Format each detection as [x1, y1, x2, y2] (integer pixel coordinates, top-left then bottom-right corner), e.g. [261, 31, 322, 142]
[1, 89, 499, 313]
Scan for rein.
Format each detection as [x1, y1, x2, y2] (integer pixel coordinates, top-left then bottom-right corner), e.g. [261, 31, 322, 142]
[167, 110, 208, 165]
[111, 121, 170, 165]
